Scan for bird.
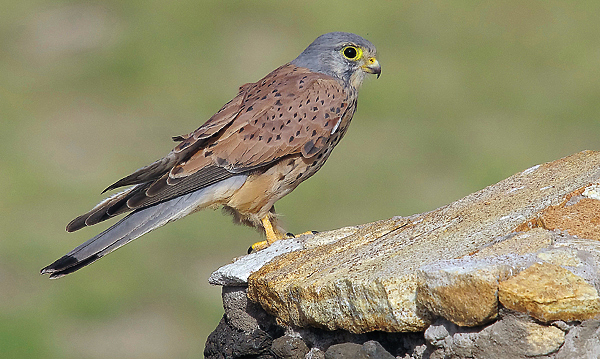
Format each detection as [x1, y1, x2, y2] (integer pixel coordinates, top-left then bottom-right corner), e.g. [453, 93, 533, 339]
[41, 32, 381, 278]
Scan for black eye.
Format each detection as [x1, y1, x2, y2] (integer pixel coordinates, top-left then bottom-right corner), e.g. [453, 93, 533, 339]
[343, 46, 357, 59]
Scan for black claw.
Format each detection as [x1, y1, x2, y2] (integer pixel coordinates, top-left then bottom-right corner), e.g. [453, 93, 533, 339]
[247, 246, 253, 254]
[286, 232, 295, 238]
[311, 230, 319, 234]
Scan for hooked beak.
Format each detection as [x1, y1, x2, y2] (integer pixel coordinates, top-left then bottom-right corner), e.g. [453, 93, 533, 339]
[362, 57, 381, 78]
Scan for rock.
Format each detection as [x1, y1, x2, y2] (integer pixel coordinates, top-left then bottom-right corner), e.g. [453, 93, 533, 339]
[204, 287, 283, 359]
[536, 189, 600, 241]
[473, 313, 565, 358]
[416, 256, 524, 327]
[204, 316, 275, 359]
[556, 320, 600, 359]
[209, 238, 304, 286]
[306, 348, 326, 359]
[324, 341, 395, 359]
[420, 314, 565, 359]
[325, 343, 364, 359]
[271, 336, 309, 359]
[471, 228, 554, 258]
[361, 341, 396, 359]
[498, 262, 600, 322]
[522, 321, 566, 356]
[209, 226, 362, 286]
[206, 151, 600, 358]
[246, 151, 600, 333]
[537, 248, 583, 267]
[423, 322, 449, 348]
[222, 286, 277, 332]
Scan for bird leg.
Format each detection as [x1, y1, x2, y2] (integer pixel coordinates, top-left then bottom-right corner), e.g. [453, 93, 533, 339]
[249, 215, 287, 252]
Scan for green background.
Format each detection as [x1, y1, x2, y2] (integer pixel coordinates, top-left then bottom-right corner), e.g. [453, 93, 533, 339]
[2, 1, 599, 358]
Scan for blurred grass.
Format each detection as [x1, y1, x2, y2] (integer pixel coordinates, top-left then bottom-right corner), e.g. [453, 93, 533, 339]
[1, 0, 599, 358]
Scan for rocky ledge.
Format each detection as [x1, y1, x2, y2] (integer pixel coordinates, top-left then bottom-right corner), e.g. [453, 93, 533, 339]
[205, 151, 600, 359]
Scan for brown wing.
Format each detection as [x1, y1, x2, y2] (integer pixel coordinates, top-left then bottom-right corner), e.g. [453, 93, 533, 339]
[67, 90, 247, 232]
[67, 64, 351, 232]
[101, 87, 248, 193]
[170, 64, 352, 176]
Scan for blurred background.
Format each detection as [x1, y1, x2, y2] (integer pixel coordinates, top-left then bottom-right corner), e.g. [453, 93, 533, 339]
[1, 0, 599, 358]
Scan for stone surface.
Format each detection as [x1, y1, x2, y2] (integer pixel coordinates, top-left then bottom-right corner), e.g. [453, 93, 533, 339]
[271, 335, 309, 359]
[208, 238, 304, 286]
[416, 257, 519, 326]
[209, 226, 364, 286]
[205, 289, 599, 358]
[306, 348, 326, 359]
[523, 321, 566, 356]
[246, 151, 600, 333]
[417, 242, 600, 327]
[324, 341, 395, 359]
[204, 316, 275, 359]
[471, 228, 555, 258]
[325, 343, 364, 359]
[421, 314, 565, 359]
[499, 262, 600, 322]
[556, 320, 600, 359]
[473, 314, 565, 358]
[538, 187, 600, 241]
[204, 286, 283, 359]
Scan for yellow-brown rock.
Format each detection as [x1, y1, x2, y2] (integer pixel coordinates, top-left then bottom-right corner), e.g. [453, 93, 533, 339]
[471, 228, 554, 258]
[416, 262, 511, 326]
[246, 151, 600, 333]
[498, 262, 600, 322]
[523, 321, 565, 357]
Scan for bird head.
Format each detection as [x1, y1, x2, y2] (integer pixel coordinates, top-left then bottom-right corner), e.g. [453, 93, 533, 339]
[291, 32, 381, 89]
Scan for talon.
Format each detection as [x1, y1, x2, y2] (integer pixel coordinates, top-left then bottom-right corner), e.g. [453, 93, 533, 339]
[286, 232, 295, 238]
[249, 240, 269, 254]
[293, 230, 319, 238]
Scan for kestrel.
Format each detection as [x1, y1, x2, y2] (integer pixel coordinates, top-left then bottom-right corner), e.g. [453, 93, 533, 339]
[41, 32, 381, 278]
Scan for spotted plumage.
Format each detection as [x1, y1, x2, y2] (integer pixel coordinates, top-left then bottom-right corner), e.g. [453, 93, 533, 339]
[41, 32, 381, 278]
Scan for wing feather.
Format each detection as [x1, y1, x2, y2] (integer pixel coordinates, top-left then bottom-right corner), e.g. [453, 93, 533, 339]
[67, 64, 352, 232]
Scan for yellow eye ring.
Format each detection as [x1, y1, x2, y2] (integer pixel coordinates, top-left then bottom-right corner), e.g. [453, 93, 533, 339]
[341, 46, 363, 60]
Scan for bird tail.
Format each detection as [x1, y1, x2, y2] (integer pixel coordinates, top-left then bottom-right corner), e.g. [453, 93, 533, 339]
[41, 176, 246, 278]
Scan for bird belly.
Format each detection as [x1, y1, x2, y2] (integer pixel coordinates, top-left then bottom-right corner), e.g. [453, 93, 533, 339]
[226, 155, 321, 223]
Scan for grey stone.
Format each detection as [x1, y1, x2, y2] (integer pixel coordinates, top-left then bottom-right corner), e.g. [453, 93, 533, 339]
[423, 323, 449, 348]
[361, 341, 395, 359]
[306, 348, 325, 359]
[323, 341, 395, 359]
[204, 286, 283, 359]
[325, 343, 365, 359]
[271, 336, 309, 359]
[209, 238, 304, 286]
[556, 320, 600, 359]
[204, 316, 275, 359]
[417, 314, 566, 359]
[222, 286, 276, 332]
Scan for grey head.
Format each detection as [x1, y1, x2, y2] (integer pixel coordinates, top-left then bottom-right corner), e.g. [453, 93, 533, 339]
[291, 32, 381, 89]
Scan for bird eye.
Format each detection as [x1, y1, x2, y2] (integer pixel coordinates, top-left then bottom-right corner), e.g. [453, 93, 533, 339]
[342, 46, 362, 60]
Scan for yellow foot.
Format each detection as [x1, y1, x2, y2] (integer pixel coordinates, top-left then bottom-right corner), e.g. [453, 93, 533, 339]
[248, 215, 287, 253]
[248, 228, 318, 254]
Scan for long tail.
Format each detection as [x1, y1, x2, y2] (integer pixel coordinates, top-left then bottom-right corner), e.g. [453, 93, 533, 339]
[41, 176, 246, 278]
